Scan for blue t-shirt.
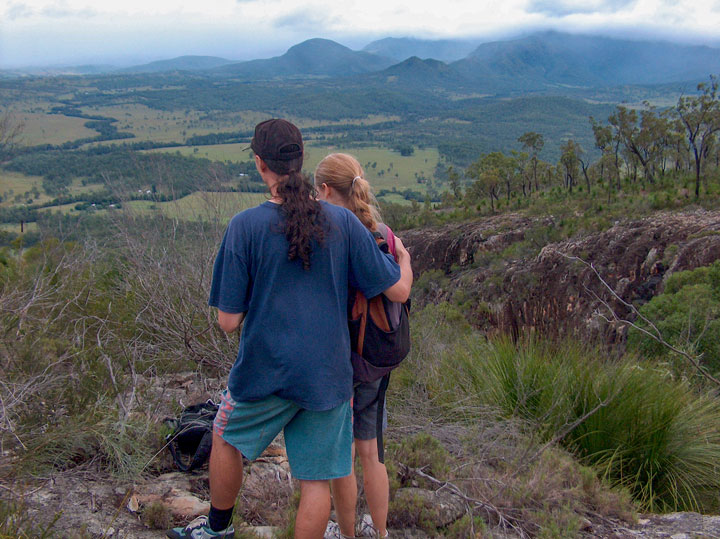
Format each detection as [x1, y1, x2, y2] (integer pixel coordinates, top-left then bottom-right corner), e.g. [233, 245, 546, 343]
[209, 201, 401, 411]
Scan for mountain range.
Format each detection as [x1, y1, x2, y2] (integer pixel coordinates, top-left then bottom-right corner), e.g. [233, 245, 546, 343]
[6, 32, 719, 94]
[126, 32, 720, 91]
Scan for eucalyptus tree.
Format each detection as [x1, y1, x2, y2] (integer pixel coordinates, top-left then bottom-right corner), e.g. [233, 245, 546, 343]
[466, 152, 505, 212]
[591, 117, 622, 190]
[447, 166, 462, 201]
[518, 131, 544, 192]
[559, 140, 582, 194]
[675, 75, 720, 198]
[608, 105, 658, 185]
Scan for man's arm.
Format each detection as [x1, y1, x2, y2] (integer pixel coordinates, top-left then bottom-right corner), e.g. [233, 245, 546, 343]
[217, 310, 245, 333]
[382, 236, 412, 303]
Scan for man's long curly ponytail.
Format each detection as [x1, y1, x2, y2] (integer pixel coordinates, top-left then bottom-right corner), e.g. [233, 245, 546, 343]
[266, 157, 326, 270]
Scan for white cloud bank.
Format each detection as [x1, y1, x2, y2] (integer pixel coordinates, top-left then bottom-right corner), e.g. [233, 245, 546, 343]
[1, 0, 719, 67]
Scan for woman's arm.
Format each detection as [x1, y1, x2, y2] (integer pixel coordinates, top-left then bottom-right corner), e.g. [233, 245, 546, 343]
[382, 236, 413, 303]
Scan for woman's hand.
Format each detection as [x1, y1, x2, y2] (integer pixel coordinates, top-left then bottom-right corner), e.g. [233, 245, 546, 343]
[383, 235, 413, 303]
[394, 235, 410, 263]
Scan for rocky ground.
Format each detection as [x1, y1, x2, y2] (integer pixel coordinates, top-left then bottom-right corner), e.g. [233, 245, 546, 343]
[13, 449, 720, 538]
[7, 370, 720, 538]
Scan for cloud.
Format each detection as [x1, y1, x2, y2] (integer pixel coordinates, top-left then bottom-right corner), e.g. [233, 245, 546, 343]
[4, 2, 34, 20]
[526, 0, 638, 17]
[39, 5, 98, 18]
[272, 8, 331, 30]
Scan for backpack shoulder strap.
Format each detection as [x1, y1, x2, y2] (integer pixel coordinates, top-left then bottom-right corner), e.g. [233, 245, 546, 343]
[351, 290, 369, 355]
[376, 223, 397, 259]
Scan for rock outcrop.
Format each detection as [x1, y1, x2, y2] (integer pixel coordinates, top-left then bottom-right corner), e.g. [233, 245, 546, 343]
[403, 209, 720, 342]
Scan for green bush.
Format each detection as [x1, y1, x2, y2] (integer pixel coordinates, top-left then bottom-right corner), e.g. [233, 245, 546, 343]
[628, 260, 720, 371]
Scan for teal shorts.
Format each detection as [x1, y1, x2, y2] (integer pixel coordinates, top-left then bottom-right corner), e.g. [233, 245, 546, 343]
[213, 390, 352, 481]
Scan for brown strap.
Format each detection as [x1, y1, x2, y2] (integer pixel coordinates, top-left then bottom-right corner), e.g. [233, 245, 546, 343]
[353, 292, 368, 356]
[369, 296, 391, 332]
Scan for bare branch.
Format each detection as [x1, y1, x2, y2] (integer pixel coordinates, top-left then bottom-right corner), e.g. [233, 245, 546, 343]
[400, 463, 532, 537]
[562, 253, 720, 387]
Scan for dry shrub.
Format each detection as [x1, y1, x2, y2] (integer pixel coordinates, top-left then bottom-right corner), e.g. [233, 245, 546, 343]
[237, 475, 296, 527]
[385, 423, 635, 537]
[141, 501, 173, 529]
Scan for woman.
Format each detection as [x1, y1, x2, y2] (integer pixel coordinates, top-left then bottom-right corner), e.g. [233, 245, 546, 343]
[315, 153, 410, 539]
[168, 122, 412, 539]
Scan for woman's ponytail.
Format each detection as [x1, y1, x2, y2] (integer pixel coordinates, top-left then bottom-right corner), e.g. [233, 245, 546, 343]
[314, 153, 381, 232]
[347, 176, 380, 231]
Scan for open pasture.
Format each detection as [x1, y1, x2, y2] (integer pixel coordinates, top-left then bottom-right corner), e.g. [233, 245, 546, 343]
[0, 171, 46, 207]
[83, 104, 266, 143]
[146, 143, 252, 162]
[12, 111, 97, 145]
[0, 221, 38, 234]
[126, 191, 267, 222]
[302, 144, 440, 193]
[153, 191, 267, 220]
[1, 172, 101, 208]
[149, 143, 440, 194]
[32, 191, 266, 223]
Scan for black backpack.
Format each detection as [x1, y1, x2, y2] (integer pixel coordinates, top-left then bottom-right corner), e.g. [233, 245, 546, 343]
[348, 223, 411, 385]
[165, 400, 219, 472]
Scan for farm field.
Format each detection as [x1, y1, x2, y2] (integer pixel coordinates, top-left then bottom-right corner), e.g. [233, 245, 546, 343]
[12, 111, 97, 145]
[149, 143, 440, 194]
[303, 145, 439, 193]
[32, 191, 267, 223]
[376, 192, 413, 205]
[0, 172, 101, 208]
[0, 221, 37, 234]
[0, 171, 42, 205]
[84, 105, 267, 143]
[147, 191, 267, 221]
[147, 143, 252, 162]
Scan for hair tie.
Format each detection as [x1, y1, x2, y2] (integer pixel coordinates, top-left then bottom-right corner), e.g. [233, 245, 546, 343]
[351, 176, 361, 189]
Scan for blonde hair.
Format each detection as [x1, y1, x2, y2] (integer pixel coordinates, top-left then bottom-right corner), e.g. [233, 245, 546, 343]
[314, 153, 381, 231]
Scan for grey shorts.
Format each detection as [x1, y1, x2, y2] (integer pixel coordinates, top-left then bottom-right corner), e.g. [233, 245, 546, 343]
[353, 378, 388, 440]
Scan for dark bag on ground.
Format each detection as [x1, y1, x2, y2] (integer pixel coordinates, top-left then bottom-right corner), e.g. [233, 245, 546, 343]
[165, 400, 219, 472]
[349, 223, 411, 385]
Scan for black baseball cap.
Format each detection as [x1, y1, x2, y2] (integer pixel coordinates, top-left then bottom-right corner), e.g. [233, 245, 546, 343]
[250, 119, 303, 161]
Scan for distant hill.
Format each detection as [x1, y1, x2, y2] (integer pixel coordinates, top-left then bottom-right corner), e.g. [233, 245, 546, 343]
[121, 56, 236, 73]
[453, 31, 720, 90]
[215, 38, 394, 78]
[362, 37, 480, 63]
[363, 56, 472, 90]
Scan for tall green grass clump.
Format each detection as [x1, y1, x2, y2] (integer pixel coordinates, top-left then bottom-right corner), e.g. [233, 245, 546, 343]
[445, 336, 720, 512]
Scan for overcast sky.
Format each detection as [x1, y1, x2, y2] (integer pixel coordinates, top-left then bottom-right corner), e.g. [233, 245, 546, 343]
[2, 0, 720, 67]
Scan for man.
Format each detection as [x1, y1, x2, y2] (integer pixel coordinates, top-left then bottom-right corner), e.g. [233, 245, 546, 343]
[168, 119, 412, 539]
